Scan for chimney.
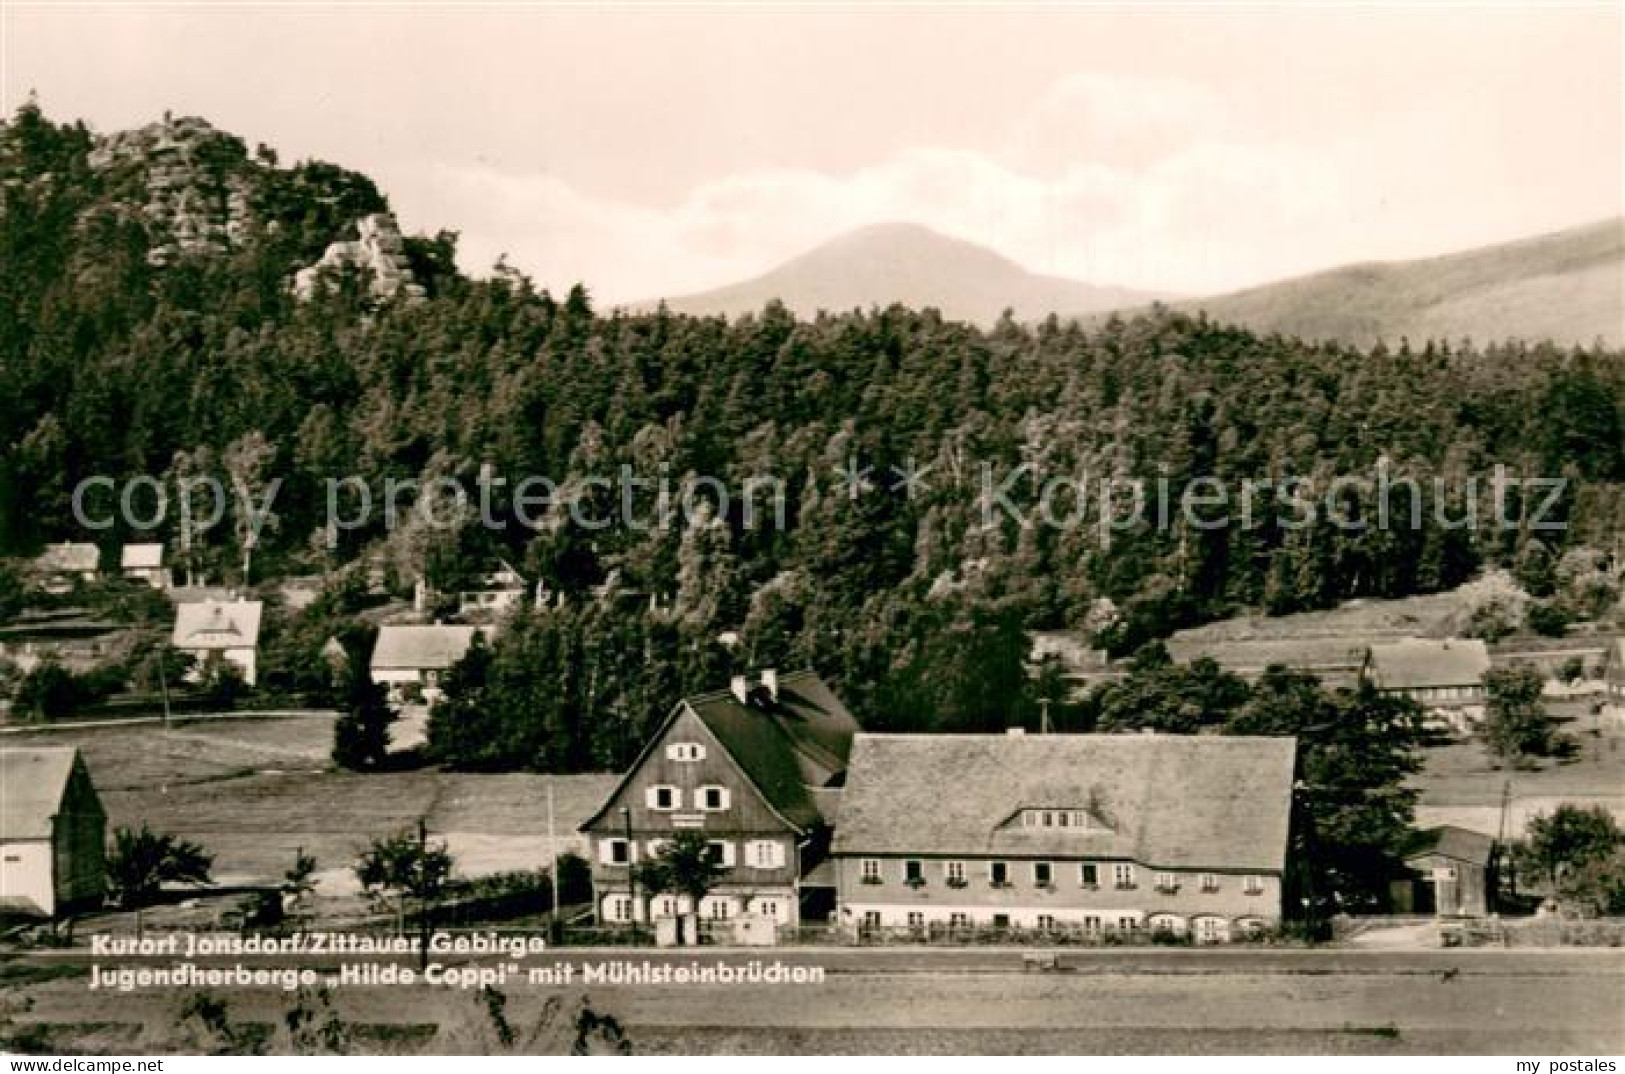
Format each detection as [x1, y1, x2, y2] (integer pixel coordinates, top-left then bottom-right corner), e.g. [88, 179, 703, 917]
[730, 675, 749, 704]
[760, 668, 779, 702]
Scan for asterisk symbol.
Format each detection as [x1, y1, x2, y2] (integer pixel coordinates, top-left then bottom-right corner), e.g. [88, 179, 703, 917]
[832, 456, 874, 501]
[888, 456, 935, 500]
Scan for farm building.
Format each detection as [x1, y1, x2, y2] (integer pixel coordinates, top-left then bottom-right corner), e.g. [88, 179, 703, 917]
[1364, 638, 1491, 724]
[579, 669, 858, 931]
[172, 598, 263, 686]
[831, 732, 1297, 941]
[30, 543, 100, 594]
[1393, 825, 1496, 918]
[370, 624, 482, 701]
[0, 747, 107, 918]
[119, 543, 170, 589]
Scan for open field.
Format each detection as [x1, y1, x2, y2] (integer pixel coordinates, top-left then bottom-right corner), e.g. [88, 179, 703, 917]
[3, 717, 616, 891]
[1413, 732, 1625, 835]
[5, 948, 1622, 1054]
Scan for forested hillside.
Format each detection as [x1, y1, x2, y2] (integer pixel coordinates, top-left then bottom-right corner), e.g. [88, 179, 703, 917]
[4, 103, 1622, 769]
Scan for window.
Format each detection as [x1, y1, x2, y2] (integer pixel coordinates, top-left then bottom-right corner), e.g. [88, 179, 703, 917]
[1113, 863, 1136, 889]
[1117, 914, 1140, 931]
[1033, 862, 1054, 887]
[655, 896, 679, 918]
[1036, 914, 1056, 930]
[1243, 875, 1265, 896]
[698, 785, 731, 811]
[992, 913, 1010, 928]
[1200, 873, 1220, 893]
[907, 911, 925, 928]
[905, 860, 925, 885]
[1155, 871, 1178, 893]
[704, 897, 734, 920]
[745, 840, 784, 869]
[666, 742, 705, 762]
[990, 861, 1009, 887]
[1083, 915, 1102, 933]
[604, 895, 632, 922]
[1080, 863, 1099, 887]
[705, 840, 736, 868]
[601, 838, 632, 865]
[948, 912, 969, 928]
[945, 860, 967, 885]
[862, 910, 882, 928]
[646, 838, 671, 858]
[860, 858, 882, 884]
[645, 784, 679, 811]
[756, 899, 781, 921]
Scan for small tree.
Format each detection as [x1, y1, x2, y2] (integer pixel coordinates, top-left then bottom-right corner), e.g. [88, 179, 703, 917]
[633, 831, 724, 943]
[107, 824, 215, 908]
[331, 666, 396, 770]
[199, 658, 247, 711]
[1483, 665, 1556, 762]
[355, 824, 454, 969]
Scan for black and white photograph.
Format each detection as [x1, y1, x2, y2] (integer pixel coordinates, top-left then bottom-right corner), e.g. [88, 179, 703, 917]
[0, 0, 1622, 1061]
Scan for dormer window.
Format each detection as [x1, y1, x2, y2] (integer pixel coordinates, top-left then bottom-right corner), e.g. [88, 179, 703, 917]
[1017, 808, 1106, 831]
[666, 743, 705, 762]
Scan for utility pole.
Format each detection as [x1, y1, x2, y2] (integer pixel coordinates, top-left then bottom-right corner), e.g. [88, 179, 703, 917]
[546, 782, 559, 938]
[417, 817, 431, 972]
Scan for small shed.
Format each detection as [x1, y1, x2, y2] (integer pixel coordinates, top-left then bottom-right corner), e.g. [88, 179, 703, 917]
[1395, 824, 1496, 918]
[0, 747, 107, 918]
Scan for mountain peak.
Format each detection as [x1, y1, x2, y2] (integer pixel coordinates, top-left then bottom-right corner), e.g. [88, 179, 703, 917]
[642, 221, 1162, 326]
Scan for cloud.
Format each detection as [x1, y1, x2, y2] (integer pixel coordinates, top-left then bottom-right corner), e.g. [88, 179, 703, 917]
[383, 71, 1361, 303]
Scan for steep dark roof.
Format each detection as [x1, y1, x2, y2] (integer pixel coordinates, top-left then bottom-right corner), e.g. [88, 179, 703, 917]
[832, 733, 1297, 872]
[581, 670, 859, 834]
[1405, 824, 1495, 867]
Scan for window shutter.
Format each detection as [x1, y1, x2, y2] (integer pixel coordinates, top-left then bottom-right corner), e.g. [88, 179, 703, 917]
[644, 786, 660, 810]
[719, 841, 736, 868]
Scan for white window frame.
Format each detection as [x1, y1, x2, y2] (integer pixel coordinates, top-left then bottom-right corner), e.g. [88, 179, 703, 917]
[698, 784, 731, 812]
[600, 838, 633, 865]
[1032, 861, 1054, 887]
[990, 860, 1010, 887]
[645, 784, 680, 811]
[1036, 914, 1057, 930]
[948, 912, 969, 928]
[706, 840, 736, 868]
[904, 859, 925, 884]
[1243, 874, 1266, 896]
[745, 839, 784, 870]
[945, 860, 966, 884]
[1113, 863, 1136, 889]
[860, 858, 882, 882]
[1080, 863, 1099, 887]
[1200, 873, 1220, 893]
[1155, 871, 1178, 892]
[666, 742, 706, 762]
[906, 911, 925, 928]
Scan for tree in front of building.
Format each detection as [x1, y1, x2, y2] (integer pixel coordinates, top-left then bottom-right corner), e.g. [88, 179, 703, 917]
[331, 664, 397, 770]
[633, 831, 724, 943]
[107, 824, 215, 909]
[1515, 804, 1625, 915]
[1483, 665, 1561, 763]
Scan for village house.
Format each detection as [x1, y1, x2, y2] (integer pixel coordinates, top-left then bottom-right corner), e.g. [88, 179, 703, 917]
[369, 624, 481, 702]
[456, 560, 529, 619]
[830, 732, 1298, 942]
[172, 598, 263, 686]
[119, 543, 170, 589]
[579, 669, 859, 931]
[30, 543, 101, 595]
[1364, 638, 1492, 729]
[1393, 825, 1496, 918]
[0, 747, 107, 919]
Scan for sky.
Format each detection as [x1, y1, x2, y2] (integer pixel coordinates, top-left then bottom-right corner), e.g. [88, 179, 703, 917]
[3, 2, 1621, 303]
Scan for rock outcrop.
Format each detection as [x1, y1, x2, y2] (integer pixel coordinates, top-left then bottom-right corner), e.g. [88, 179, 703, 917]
[87, 114, 256, 266]
[292, 212, 426, 303]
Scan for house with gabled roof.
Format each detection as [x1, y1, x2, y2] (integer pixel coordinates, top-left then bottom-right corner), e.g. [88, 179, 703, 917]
[1364, 638, 1491, 722]
[1394, 824, 1496, 918]
[370, 623, 482, 702]
[456, 559, 528, 619]
[830, 732, 1298, 942]
[1166, 636, 1371, 689]
[30, 543, 101, 594]
[579, 669, 859, 930]
[0, 747, 106, 918]
[119, 543, 170, 589]
[172, 598, 263, 686]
